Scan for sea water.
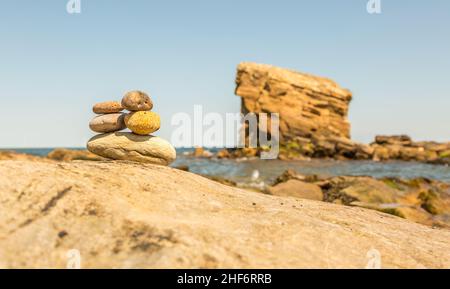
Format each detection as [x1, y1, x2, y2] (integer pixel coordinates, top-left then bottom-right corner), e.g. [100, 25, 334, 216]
[3, 148, 450, 183]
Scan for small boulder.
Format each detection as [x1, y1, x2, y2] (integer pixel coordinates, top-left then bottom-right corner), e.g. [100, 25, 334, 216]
[87, 132, 176, 165]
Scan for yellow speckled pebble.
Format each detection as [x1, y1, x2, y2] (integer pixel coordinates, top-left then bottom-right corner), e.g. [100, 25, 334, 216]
[125, 111, 161, 135]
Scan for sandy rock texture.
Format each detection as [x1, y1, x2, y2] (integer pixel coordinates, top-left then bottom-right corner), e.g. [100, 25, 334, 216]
[0, 160, 449, 269]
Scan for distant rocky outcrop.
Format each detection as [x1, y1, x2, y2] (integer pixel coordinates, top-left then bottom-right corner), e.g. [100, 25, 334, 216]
[236, 62, 352, 143]
[0, 159, 449, 268]
[233, 62, 449, 164]
[371, 135, 450, 164]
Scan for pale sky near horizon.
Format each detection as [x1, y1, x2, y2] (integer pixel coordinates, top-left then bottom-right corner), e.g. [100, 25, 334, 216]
[0, 0, 449, 148]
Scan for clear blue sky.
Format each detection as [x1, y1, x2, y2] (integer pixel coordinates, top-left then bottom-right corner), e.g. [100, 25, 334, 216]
[1, 0, 449, 148]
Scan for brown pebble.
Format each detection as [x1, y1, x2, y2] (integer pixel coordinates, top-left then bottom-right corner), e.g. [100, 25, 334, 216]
[121, 91, 153, 111]
[93, 101, 123, 114]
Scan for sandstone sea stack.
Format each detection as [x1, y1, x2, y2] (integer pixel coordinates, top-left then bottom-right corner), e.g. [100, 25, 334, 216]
[232, 62, 450, 163]
[87, 91, 175, 166]
[236, 62, 352, 144]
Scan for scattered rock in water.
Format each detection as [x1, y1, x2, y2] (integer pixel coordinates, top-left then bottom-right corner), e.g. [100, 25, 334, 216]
[93, 101, 123, 114]
[121, 90, 153, 111]
[87, 132, 176, 165]
[192, 147, 213, 158]
[124, 111, 160, 135]
[89, 113, 126, 133]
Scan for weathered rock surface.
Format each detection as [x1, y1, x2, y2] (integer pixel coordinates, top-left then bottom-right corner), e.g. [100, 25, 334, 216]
[0, 151, 52, 162]
[121, 91, 153, 112]
[47, 148, 106, 162]
[87, 132, 176, 165]
[93, 101, 123, 114]
[267, 179, 323, 201]
[89, 113, 126, 133]
[124, 111, 160, 135]
[0, 160, 449, 268]
[235, 62, 352, 143]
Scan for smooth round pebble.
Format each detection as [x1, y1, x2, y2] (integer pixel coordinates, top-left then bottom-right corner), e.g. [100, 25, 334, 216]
[125, 111, 160, 135]
[87, 132, 176, 165]
[89, 113, 126, 133]
[93, 101, 123, 114]
[121, 91, 153, 111]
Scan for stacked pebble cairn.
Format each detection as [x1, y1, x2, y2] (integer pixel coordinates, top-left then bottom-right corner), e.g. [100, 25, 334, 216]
[87, 91, 176, 166]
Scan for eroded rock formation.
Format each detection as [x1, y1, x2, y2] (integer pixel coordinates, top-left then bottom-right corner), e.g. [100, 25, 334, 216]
[234, 63, 450, 164]
[236, 62, 352, 143]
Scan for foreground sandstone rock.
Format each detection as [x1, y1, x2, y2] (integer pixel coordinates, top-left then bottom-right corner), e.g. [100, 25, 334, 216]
[0, 160, 449, 268]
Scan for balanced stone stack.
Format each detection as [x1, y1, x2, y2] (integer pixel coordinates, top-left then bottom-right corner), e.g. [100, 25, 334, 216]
[87, 91, 176, 166]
